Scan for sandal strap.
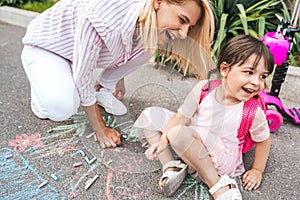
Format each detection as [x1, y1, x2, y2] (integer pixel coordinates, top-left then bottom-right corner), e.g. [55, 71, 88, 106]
[209, 175, 237, 195]
[162, 160, 186, 172]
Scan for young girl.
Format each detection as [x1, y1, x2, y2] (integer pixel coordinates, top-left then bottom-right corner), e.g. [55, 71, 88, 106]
[134, 34, 274, 199]
[21, 0, 215, 149]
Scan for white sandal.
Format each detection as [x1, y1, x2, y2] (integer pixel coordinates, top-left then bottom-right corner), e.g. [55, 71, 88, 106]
[209, 175, 242, 200]
[159, 160, 188, 196]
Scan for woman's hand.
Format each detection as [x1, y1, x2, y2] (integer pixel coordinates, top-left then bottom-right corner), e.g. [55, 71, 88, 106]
[113, 78, 125, 100]
[145, 140, 168, 160]
[95, 127, 121, 149]
[242, 168, 263, 190]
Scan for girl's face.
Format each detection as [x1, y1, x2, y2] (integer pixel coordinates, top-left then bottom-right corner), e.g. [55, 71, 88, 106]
[220, 54, 269, 105]
[154, 0, 201, 48]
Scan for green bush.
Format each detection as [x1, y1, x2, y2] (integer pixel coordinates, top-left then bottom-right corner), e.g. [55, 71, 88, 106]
[211, 0, 299, 65]
[19, 0, 55, 13]
[0, 0, 29, 7]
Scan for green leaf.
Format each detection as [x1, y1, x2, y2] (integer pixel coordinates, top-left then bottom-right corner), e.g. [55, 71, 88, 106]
[237, 4, 248, 34]
[258, 17, 266, 38]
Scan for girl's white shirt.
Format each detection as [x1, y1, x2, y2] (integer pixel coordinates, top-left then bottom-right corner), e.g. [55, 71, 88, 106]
[22, 0, 147, 106]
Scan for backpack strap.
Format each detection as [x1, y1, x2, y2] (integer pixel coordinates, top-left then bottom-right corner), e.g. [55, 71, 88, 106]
[199, 80, 265, 154]
[238, 93, 266, 153]
[199, 80, 222, 103]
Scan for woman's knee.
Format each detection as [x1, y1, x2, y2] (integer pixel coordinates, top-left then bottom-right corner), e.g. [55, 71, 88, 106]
[40, 94, 80, 121]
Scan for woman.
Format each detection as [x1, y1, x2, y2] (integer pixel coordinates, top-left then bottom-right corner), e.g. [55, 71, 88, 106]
[21, 0, 215, 148]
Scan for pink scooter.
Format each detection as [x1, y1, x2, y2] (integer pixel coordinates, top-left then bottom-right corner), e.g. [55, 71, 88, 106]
[261, 0, 300, 132]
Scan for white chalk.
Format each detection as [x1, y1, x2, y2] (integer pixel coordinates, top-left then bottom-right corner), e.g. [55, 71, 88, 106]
[84, 156, 90, 163]
[88, 157, 97, 165]
[38, 180, 48, 188]
[106, 160, 112, 165]
[93, 134, 97, 141]
[84, 175, 99, 190]
[86, 132, 95, 139]
[142, 141, 148, 147]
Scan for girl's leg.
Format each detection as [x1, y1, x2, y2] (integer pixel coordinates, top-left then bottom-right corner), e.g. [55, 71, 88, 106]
[167, 125, 239, 199]
[21, 45, 80, 121]
[167, 125, 219, 187]
[144, 129, 174, 165]
[136, 106, 176, 165]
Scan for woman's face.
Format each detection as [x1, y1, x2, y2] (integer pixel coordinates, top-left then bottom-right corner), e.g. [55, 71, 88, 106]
[155, 0, 201, 48]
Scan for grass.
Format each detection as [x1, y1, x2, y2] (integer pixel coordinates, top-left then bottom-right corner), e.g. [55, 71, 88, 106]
[18, 0, 55, 13]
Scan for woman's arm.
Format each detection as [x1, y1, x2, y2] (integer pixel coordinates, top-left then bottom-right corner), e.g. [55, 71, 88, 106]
[83, 103, 121, 148]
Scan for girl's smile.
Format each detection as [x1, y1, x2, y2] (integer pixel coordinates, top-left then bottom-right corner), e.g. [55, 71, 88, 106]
[218, 54, 269, 105]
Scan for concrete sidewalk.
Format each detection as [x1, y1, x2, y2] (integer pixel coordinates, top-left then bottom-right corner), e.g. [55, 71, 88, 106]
[1, 7, 300, 200]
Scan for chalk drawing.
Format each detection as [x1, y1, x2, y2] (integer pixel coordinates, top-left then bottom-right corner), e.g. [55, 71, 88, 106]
[3, 110, 213, 199]
[175, 176, 213, 200]
[0, 147, 65, 199]
[8, 133, 44, 153]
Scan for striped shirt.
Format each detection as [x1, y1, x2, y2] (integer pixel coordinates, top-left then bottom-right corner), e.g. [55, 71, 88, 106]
[22, 0, 148, 106]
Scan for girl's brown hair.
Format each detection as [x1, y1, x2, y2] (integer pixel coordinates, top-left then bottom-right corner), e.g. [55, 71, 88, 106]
[217, 34, 274, 75]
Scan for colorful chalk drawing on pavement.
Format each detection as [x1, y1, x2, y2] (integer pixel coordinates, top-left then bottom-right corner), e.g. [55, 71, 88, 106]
[2, 111, 213, 199]
[0, 147, 64, 199]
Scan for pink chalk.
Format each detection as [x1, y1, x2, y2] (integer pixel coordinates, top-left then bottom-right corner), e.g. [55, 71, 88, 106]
[84, 175, 99, 190]
[93, 134, 97, 141]
[73, 162, 83, 167]
[5, 154, 13, 159]
[38, 180, 48, 188]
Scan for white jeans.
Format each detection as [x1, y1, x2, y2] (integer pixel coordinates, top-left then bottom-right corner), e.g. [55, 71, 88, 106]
[21, 45, 80, 121]
[21, 45, 151, 121]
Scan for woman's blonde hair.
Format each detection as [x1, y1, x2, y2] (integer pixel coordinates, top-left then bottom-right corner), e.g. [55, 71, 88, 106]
[137, 0, 215, 79]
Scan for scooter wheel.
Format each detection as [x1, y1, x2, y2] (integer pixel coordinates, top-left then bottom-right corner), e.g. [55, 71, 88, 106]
[266, 110, 283, 132]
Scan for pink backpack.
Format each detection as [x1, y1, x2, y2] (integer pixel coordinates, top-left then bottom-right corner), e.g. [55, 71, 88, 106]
[199, 80, 266, 153]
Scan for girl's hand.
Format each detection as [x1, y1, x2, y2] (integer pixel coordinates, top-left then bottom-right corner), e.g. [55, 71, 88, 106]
[242, 168, 263, 190]
[145, 141, 168, 160]
[95, 128, 121, 149]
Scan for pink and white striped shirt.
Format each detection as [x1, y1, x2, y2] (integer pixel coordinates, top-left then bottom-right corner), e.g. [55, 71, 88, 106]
[22, 0, 148, 106]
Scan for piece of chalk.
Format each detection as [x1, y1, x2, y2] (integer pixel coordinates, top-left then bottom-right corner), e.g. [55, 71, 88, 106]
[106, 160, 112, 165]
[88, 157, 97, 165]
[79, 150, 86, 157]
[51, 174, 59, 181]
[86, 132, 95, 139]
[5, 154, 13, 159]
[84, 175, 99, 190]
[73, 162, 83, 167]
[38, 180, 48, 188]
[47, 129, 53, 133]
[142, 141, 148, 147]
[84, 156, 90, 163]
[93, 134, 97, 141]
[85, 178, 92, 186]
[100, 151, 104, 158]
